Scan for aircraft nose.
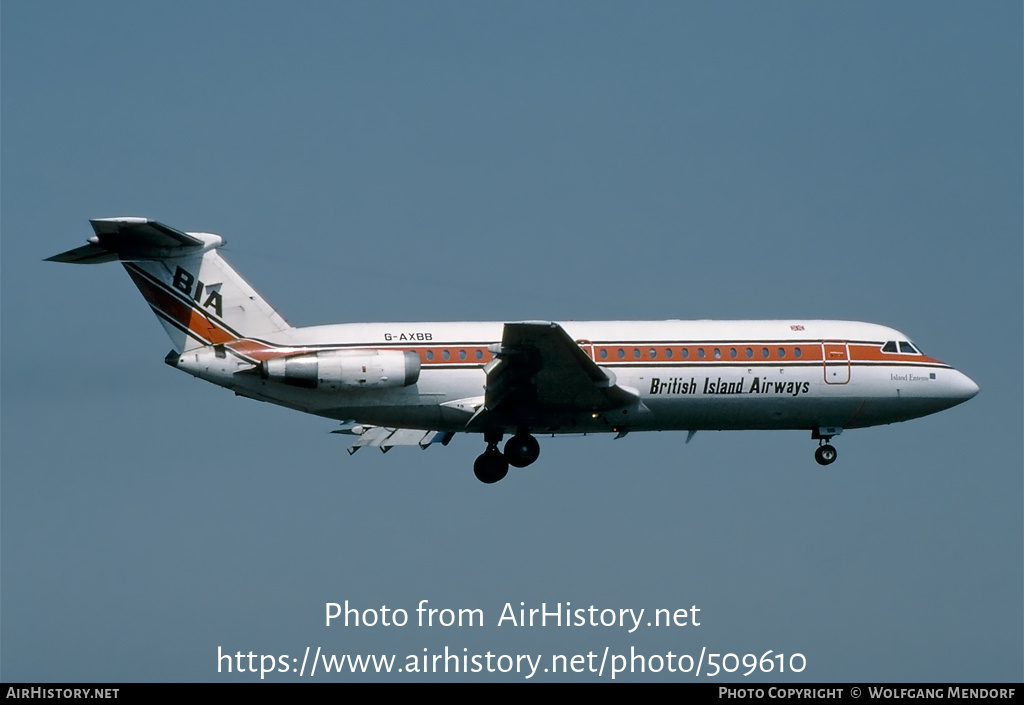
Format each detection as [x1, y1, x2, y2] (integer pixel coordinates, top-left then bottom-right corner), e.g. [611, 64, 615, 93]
[950, 369, 980, 403]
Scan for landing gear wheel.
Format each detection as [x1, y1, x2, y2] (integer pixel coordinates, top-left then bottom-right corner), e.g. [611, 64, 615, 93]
[504, 433, 540, 468]
[474, 447, 509, 484]
[815, 444, 837, 466]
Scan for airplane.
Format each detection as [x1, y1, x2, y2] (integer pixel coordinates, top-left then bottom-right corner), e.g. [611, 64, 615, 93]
[48, 217, 980, 483]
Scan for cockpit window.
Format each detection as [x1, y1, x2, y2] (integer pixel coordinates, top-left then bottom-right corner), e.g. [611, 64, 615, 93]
[884, 340, 922, 354]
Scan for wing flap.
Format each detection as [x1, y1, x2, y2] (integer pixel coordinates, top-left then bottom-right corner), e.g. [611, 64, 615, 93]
[335, 425, 451, 454]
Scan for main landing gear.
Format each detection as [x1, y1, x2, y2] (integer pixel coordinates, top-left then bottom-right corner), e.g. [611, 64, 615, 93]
[473, 446, 508, 484]
[474, 430, 540, 483]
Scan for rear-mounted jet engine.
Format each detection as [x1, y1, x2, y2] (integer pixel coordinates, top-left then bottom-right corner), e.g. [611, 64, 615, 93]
[261, 349, 420, 390]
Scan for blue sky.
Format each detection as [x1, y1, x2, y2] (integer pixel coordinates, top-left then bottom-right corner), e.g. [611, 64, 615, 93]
[2, 1, 1021, 682]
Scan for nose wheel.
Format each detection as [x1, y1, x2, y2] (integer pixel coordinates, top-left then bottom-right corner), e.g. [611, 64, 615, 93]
[811, 427, 841, 467]
[814, 443, 837, 466]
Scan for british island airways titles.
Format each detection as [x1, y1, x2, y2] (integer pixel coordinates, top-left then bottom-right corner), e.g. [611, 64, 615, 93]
[649, 376, 812, 397]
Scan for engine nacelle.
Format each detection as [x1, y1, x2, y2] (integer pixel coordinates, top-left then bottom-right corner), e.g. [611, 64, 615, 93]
[261, 349, 421, 390]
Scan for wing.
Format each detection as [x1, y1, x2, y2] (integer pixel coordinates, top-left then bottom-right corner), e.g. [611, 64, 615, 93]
[334, 322, 643, 453]
[472, 321, 642, 430]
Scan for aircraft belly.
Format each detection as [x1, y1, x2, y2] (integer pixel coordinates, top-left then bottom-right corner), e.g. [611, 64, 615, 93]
[640, 395, 825, 431]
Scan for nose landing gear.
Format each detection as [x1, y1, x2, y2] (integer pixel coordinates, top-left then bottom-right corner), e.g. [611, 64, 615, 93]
[814, 443, 838, 465]
[812, 426, 841, 466]
[811, 426, 843, 465]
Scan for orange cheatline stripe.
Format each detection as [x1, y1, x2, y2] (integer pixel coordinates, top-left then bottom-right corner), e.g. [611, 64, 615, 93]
[221, 338, 947, 369]
[225, 339, 317, 361]
[125, 266, 235, 344]
[185, 308, 235, 344]
[848, 343, 942, 365]
[586, 344, 824, 363]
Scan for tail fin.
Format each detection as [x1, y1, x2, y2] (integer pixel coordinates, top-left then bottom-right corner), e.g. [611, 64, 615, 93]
[48, 217, 290, 352]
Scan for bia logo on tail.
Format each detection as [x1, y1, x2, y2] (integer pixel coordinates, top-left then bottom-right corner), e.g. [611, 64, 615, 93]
[48, 217, 290, 352]
[172, 265, 223, 318]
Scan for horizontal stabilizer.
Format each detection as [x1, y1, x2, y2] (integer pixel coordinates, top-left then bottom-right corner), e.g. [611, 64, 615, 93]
[47, 218, 221, 264]
[45, 244, 120, 264]
[49, 217, 289, 353]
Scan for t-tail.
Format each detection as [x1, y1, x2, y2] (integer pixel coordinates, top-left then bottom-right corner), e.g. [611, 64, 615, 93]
[48, 217, 290, 352]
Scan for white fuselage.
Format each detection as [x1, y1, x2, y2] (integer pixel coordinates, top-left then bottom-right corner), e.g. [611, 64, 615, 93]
[174, 318, 979, 436]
